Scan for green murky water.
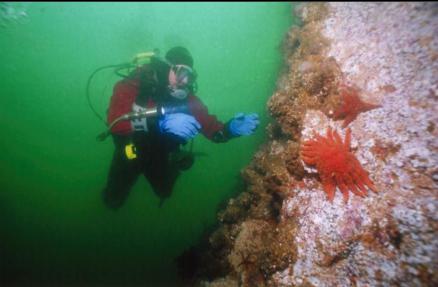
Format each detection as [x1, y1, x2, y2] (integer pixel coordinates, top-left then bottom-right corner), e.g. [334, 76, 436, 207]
[0, 2, 293, 286]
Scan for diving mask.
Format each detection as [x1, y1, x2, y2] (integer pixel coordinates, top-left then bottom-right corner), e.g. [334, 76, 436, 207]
[168, 65, 196, 99]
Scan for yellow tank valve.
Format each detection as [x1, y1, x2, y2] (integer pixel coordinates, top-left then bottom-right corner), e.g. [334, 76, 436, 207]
[132, 51, 155, 66]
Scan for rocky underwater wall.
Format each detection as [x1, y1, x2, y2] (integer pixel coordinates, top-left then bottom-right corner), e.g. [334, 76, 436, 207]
[180, 3, 438, 286]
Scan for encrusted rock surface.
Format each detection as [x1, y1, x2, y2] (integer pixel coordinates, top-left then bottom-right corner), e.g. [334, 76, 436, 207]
[184, 3, 438, 286]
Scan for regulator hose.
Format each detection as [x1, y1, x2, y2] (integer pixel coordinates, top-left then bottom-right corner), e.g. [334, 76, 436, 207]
[86, 63, 132, 125]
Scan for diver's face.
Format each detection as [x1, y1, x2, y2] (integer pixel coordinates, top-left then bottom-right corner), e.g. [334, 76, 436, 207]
[168, 65, 194, 100]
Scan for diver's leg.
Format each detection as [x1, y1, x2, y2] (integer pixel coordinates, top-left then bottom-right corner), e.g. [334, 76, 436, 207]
[102, 148, 140, 210]
[143, 155, 180, 205]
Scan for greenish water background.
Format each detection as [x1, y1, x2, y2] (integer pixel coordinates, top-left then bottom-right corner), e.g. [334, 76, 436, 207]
[0, 2, 293, 286]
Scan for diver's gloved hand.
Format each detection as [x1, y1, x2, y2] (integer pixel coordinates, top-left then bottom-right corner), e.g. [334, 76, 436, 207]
[228, 113, 260, 136]
[158, 113, 201, 142]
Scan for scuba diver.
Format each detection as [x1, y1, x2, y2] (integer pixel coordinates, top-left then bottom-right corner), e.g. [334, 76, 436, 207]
[101, 46, 260, 209]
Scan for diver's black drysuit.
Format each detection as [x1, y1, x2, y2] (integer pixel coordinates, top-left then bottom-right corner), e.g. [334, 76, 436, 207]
[102, 59, 231, 209]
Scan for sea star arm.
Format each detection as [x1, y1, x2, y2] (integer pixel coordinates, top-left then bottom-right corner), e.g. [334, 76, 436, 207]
[342, 114, 358, 128]
[321, 176, 336, 202]
[331, 129, 344, 147]
[351, 159, 378, 194]
[344, 128, 352, 151]
[343, 173, 366, 197]
[336, 174, 350, 203]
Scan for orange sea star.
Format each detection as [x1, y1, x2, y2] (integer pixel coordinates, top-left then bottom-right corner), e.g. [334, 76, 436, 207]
[300, 127, 377, 203]
[332, 85, 381, 128]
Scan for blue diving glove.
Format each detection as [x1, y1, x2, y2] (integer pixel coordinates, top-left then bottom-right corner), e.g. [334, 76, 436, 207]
[158, 113, 201, 142]
[228, 113, 260, 136]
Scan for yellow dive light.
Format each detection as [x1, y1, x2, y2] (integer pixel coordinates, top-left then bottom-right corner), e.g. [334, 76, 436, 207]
[125, 143, 137, 160]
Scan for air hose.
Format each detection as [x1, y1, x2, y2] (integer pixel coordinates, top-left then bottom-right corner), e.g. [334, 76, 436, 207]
[86, 62, 132, 125]
[86, 51, 158, 126]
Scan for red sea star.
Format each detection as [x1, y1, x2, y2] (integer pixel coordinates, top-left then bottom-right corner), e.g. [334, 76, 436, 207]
[300, 127, 377, 203]
[332, 85, 381, 128]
